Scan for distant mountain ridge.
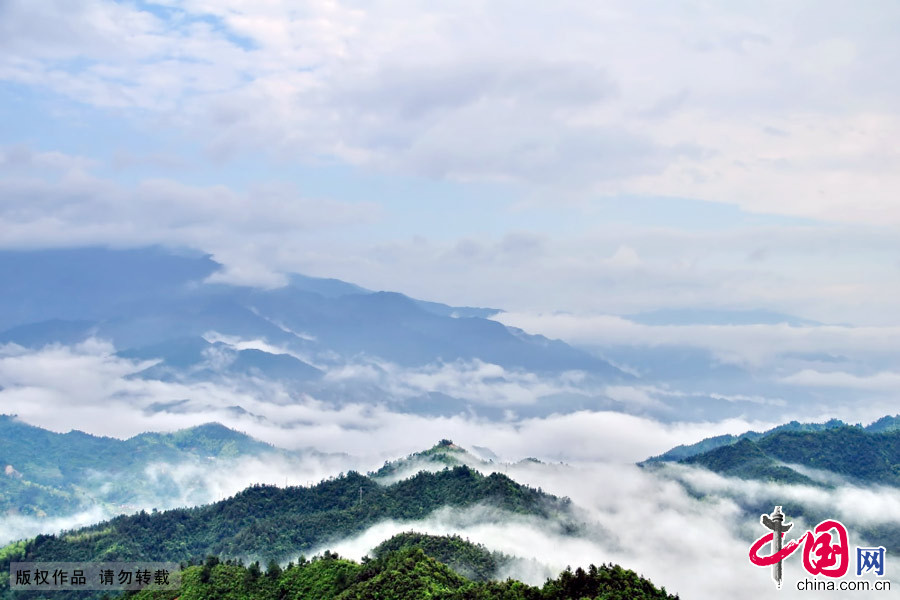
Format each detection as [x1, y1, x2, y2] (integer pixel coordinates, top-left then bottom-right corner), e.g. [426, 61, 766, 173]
[644, 415, 900, 487]
[0, 441, 684, 600]
[642, 417, 900, 463]
[0, 247, 626, 398]
[0, 415, 300, 519]
[644, 416, 900, 557]
[0, 417, 545, 526]
[683, 426, 900, 487]
[1, 464, 571, 567]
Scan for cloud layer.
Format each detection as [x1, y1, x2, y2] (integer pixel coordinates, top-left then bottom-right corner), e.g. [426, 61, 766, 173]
[1, 339, 894, 597]
[319, 459, 898, 599]
[3, 0, 900, 226]
[0, 340, 772, 462]
[2, 2, 900, 324]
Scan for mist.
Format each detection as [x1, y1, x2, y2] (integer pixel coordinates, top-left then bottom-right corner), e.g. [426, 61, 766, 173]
[318, 460, 895, 599]
[1, 339, 894, 598]
[0, 339, 777, 462]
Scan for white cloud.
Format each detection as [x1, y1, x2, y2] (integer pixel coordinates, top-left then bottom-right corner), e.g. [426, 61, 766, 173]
[663, 462, 900, 529]
[0, 340, 771, 462]
[321, 459, 897, 599]
[3, 1, 900, 226]
[0, 144, 97, 172]
[0, 162, 379, 287]
[493, 312, 900, 367]
[1, 339, 894, 597]
[780, 369, 900, 391]
[277, 225, 900, 326]
[376, 359, 594, 407]
[0, 3, 898, 325]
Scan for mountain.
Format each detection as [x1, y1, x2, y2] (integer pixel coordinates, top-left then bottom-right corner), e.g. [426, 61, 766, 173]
[288, 273, 499, 318]
[0, 247, 219, 332]
[1, 464, 572, 567]
[646, 418, 900, 488]
[643, 417, 854, 463]
[0, 423, 551, 527]
[115, 534, 677, 600]
[370, 531, 513, 582]
[369, 439, 491, 481]
[681, 438, 817, 485]
[743, 427, 900, 486]
[866, 414, 900, 433]
[370, 439, 546, 483]
[0, 415, 298, 519]
[245, 288, 613, 373]
[0, 460, 680, 600]
[647, 418, 900, 556]
[643, 417, 900, 563]
[0, 248, 626, 419]
[121, 337, 323, 382]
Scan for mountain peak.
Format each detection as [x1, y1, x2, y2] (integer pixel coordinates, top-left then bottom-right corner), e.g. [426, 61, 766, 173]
[434, 438, 464, 451]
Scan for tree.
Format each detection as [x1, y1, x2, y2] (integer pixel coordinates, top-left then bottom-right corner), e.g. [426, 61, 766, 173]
[267, 559, 283, 579]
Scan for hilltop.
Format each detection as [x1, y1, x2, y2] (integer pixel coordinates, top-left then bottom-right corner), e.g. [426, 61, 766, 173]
[122, 533, 679, 600]
[0, 415, 303, 519]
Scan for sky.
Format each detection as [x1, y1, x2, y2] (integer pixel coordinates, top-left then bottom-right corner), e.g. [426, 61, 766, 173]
[1, 0, 899, 327]
[3, 5, 899, 592]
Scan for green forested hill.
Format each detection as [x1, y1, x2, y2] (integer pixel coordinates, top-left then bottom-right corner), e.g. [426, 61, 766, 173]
[680, 438, 817, 485]
[0, 466, 571, 573]
[0, 469, 679, 600]
[678, 426, 900, 487]
[0, 433, 684, 599]
[118, 534, 677, 600]
[756, 427, 900, 484]
[0, 416, 287, 517]
[644, 415, 900, 488]
[0, 432, 583, 593]
[643, 417, 853, 464]
[371, 532, 512, 582]
[652, 423, 900, 556]
[0, 417, 277, 480]
[369, 439, 488, 480]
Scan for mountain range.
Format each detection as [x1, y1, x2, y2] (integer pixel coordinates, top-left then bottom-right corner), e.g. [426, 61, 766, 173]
[0, 435, 686, 600]
[122, 534, 679, 600]
[645, 415, 900, 487]
[5, 414, 898, 598]
[0, 245, 865, 424]
[0, 247, 618, 375]
[0, 415, 319, 520]
[647, 416, 900, 555]
[0, 247, 628, 421]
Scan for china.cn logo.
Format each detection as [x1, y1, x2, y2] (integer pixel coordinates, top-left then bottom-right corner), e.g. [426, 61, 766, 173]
[748, 505, 887, 589]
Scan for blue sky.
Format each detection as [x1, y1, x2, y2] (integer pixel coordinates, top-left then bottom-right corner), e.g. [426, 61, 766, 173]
[3, 10, 900, 581]
[1, 0, 899, 325]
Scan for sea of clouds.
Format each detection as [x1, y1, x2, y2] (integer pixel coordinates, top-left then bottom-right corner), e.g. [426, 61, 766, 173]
[0, 338, 894, 598]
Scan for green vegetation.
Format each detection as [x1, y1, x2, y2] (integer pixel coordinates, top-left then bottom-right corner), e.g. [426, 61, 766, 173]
[2, 466, 571, 570]
[372, 532, 512, 582]
[643, 418, 853, 464]
[655, 422, 900, 555]
[681, 438, 817, 485]
[677, 426, 900, 487]
[644, 415, 900, 489]
[117, 534, 677, 600]
[0, 472, 678, 600]
[369, 439, 487, 480]
[0, 416, 281, 517]
[757, 427, 900, 485]
[866, 415, 900, 433]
